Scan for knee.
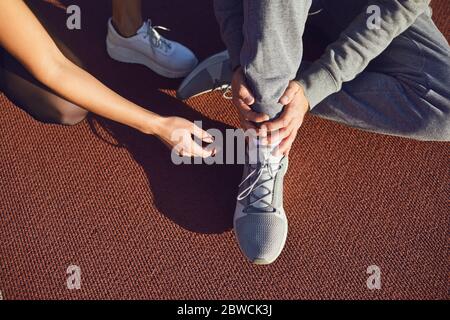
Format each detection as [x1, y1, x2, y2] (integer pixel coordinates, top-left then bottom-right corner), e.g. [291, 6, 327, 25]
[408, 111, 450, 142]
[1, 67, 88, 126]
[56, 106, 88, 126]
[30, 100, 88, 126]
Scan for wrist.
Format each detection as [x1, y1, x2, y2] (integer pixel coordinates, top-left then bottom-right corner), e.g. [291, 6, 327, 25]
[292, 80, 311, 112]
[139, 112, 165, 136]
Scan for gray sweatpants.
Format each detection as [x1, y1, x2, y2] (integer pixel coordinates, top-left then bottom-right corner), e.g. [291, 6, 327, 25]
[238, 0, 450, 141]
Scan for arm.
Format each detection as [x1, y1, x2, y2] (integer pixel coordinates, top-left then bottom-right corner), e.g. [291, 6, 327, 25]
[296, 0, 431, 108]
[0, 0, 158, 134]
[213, 0, 244, 70]
[0, 0, 213, 157]
[262, 0, 430, 156]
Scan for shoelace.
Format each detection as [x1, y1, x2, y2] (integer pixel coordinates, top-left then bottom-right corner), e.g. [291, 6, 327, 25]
[308, 8, 323, 16]
[222, 85, 233, 100]
[237, 159, 281, 210]
[143, 19, 172, 53]
[211, 79, 233, 100]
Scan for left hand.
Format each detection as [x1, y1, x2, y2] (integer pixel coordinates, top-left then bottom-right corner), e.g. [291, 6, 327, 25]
[231, 67, 270, 133]
[263, 81, 310, 156]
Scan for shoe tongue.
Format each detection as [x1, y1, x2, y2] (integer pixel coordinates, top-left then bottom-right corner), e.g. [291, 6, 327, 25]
[248, 138, 282, 165]
[249, 171, 275, 211]
[246, 139, 282, 211]
[136, 23, 147, 34]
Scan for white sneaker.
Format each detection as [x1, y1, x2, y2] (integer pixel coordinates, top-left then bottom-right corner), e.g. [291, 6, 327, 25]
[106, 19, 198, 78]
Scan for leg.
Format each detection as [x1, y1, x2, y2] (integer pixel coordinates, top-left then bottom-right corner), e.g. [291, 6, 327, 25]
[106, 0, 197, 78]
[311, 70, 450, 141]
[231, 1, 313, 265]
[0, 5, 88, 126]
[0, 55, 87, 126]
[241, 0, 312, 119]
[0, 58, 87, 125]
[309, 10, 450, 141]
[111, 0, 143, 37]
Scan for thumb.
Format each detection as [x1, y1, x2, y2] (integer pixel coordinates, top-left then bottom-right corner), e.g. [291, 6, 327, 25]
[280, 81, 301, 105]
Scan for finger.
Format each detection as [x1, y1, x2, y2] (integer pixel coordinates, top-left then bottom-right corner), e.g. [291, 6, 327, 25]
[279, 82, 300, 105]
[239, 116, 257, 131]
[274, 133, 297, 156]
[238, 114, 266, 136]
[244, 109, 270, 123]
[232, 96, 250, 113]
[191, 124, 214, 143]
[236, 80, 255, 105]
[175, 147, 190, 158]
[267, 117, 300, 143]
[242, 122, 267, 138]
[265, 124, 293, 144]
[235, 99, 269, 123]
[263, 111, 292, 132]
[256, 125, 268, 138]
[188, 139, 215, 158]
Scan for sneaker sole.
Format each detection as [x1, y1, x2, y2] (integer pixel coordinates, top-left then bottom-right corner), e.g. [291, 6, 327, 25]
[176, 50, 230, 100]
[106, 41, 197, 79]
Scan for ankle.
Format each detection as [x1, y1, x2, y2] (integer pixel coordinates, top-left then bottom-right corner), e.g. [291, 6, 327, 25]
[111, 18, 143, 38]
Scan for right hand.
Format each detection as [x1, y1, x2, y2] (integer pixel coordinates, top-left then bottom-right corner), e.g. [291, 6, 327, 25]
[155, 116, 215, 158]
[231, 67, 270, 134]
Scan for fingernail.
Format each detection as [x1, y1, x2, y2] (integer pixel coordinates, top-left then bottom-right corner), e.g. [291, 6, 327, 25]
[281, 96, 289, 104]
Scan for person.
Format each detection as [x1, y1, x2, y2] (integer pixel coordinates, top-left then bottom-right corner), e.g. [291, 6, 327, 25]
[0, 0, 213, 158]
[178, 0, 450, 264]
[107, 0, 198, 78]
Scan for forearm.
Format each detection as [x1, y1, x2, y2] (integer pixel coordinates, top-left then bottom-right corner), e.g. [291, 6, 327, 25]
[296, 0, 430, 108]
[43, 56, 162, 134]
[0, 0, 163, 135]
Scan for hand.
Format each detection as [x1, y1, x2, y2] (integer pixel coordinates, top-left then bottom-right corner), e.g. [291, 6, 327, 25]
[231, 67, 270, 133]
[155, 116, 215, 158]
[263, 81, 309, 156]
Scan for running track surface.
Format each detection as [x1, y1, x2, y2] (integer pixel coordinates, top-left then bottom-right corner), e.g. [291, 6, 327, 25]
[0, 0, 448, 299]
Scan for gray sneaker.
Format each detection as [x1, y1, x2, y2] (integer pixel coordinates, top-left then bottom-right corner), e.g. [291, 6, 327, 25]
[234, 146, 289, 265]
[176, 50, 232, 100]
